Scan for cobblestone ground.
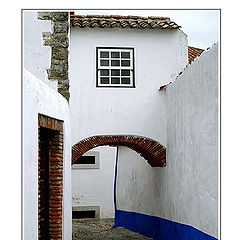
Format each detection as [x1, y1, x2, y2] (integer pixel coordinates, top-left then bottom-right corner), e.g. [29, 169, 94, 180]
[72, 218, 153, 240]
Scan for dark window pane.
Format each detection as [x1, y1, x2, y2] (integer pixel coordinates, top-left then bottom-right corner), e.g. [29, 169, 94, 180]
[111, 77, 120, 84]
[75, 156, 95, 164]
[121, 52, 130, 58]
[111, 52, 120, 58]
[121, 60, 130, 66]
[111, 69, 120, 76]
[100, 51, 109, 58]
[100, 60, 109, 66]
[100, 69, 109, 76]
[72, 211, 95, 219]
[121, 70, 130, 76]
[121, 78, 130, 84]
[100, 77, 109, 84]
[111, 60, 120, 66]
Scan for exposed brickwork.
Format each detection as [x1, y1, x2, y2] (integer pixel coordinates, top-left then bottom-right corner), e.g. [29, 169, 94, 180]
[38, 114, 64, 239]
[38, 12, 70, 101]
[72, 135, 166, 167]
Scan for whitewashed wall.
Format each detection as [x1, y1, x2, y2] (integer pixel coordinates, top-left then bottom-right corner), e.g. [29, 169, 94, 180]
[70, 27, 188, 218]
[70, 28, 188, 145]
[116, 147, 156, 215]
[116, 43, 219, 238]
[23, 11, 57, 90]
[23, 70, 72, 240]
[72, 146, 116, 218]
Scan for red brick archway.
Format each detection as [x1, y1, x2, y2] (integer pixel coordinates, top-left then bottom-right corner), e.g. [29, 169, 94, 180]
[72, 135, 166, 167]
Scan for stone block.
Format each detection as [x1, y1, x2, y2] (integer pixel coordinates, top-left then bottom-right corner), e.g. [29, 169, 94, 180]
[51, 12, 68, 22]
[51, 33, 69, 48]
[52, 48, 68, 60]
[38, 12, 53, 20]
[54, 22, 69, 33]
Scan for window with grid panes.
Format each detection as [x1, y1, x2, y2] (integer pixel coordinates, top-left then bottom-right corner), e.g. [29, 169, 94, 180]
[96, 47, 135, 87]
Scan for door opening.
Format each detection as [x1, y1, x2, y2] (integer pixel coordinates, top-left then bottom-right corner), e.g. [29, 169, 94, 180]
[38, 127, 52, 239]
[38, 114, 64, 239]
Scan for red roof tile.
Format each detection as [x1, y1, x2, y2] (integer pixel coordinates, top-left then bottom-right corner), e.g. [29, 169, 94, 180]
[188, 46, 204, 64]
[70, 14, 181, 30]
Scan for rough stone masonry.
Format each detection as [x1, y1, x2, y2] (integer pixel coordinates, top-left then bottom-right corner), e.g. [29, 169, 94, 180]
[38, 12, 70, 101]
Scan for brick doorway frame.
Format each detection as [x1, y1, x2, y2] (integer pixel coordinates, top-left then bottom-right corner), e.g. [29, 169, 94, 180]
[38, 114, 64, 239]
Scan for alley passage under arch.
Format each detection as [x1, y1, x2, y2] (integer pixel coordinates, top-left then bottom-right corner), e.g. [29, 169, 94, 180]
[72, 135, 166, 167]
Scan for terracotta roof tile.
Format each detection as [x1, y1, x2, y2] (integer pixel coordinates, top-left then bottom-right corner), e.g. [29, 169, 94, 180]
[188, 46, 204, 64]
[70, 14, 181, 30]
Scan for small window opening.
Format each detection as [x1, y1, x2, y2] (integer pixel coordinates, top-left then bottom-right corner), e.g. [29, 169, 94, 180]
[72, 210, 96, 219]
[75, 156, 95, 164]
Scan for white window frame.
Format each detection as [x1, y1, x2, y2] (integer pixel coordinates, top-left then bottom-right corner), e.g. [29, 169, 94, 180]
[96, 47, 135, 87]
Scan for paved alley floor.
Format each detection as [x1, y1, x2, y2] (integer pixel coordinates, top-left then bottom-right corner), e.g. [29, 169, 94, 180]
[72, 218, 153, 240]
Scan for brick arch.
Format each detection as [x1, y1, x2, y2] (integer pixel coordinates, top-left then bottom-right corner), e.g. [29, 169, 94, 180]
[72, 135, 166, 167]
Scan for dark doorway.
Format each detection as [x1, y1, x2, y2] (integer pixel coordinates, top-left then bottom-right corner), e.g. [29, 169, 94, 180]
[38, 114, 64, 239]
[38, 127, 53, 239]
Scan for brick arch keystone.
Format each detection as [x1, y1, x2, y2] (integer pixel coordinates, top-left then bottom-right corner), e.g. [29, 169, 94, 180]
[72, 135, 166, 167]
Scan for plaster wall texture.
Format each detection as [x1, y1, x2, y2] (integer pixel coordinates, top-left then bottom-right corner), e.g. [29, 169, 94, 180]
[116, 43, 219, 238]
[72, 146, 117, 218]
[23, 69, 72, 240]
[70, 27, 188, 145]
[23, 11, 58, 90]
[116, 147, 156, 216]
[70, 27, 188, 218]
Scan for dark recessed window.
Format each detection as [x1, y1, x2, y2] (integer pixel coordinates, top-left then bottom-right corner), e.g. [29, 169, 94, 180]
[121, 52, 130, 58]
[75, 156, 95, 165]
[72, 210, 96, 219]
[100, 51, 109, 58]
[121, 78, 130, 84]
[100, 77, 109, 84]
[111, 52, 120, 58]
[100, 60, 109, 66]
[111, 69, 120, 76]
[97, 47, 134, 87]
[111, 78, 120, 84]
[100, 69, 109, 76]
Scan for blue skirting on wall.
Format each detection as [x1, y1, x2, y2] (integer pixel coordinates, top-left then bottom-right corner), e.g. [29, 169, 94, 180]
[115, 209, 217, 240]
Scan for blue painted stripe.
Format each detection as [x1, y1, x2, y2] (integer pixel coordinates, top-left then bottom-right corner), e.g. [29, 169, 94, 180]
[115, 209, 217, 240]
[113, 146, 119, 211]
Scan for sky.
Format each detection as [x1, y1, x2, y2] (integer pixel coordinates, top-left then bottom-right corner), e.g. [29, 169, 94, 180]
[75, 9, 220, 50]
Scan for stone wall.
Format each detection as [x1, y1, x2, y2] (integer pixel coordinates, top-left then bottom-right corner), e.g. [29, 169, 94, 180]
[38, 12, 70, 100]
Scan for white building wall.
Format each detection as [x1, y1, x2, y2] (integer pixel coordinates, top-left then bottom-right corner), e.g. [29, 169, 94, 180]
[116, 147, 156, 215]
[23, 69, 72, 240]
[23, 11, 58, 90]
[70, 28, 187, 145]
[116, 43, 219, 238]
[70, 27, 188, 218]
[164, 43, 218, 237]
[72, 146, 117, 218]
